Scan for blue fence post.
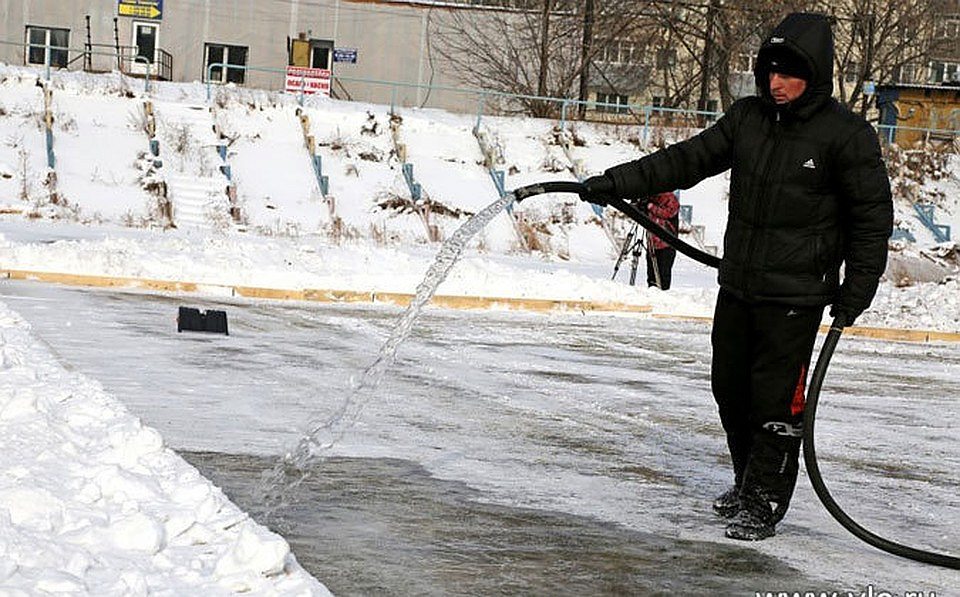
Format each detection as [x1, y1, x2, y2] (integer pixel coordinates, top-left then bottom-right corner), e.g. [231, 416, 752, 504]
[487, 169, 515, 214]
[642, 106, 652, 144]
[475, 92, 487, 132]
[402, 162, 422, 202]
[46, 128, 55, 169]
[312, 154, 329, 196]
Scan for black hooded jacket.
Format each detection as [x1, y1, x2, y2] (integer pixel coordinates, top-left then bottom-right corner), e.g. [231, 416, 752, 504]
[605, 13, 893, 315]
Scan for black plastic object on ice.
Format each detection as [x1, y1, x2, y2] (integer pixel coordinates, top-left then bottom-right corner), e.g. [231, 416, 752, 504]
[177, 307, 229, 335]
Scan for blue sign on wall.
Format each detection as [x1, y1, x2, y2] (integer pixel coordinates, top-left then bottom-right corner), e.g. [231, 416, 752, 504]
[118, 0, 163, 20]
[333, 48, 358, 64]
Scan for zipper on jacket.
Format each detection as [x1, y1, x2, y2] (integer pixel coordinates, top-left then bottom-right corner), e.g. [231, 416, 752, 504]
[744, 112, 783, 298]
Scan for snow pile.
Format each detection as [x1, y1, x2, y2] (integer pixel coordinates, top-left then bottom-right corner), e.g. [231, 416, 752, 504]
[863, 276, 960, 331]
[0, 302, 329, 595]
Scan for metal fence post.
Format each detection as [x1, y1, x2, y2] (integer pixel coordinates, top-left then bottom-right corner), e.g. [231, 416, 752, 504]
[475, 92, 487, 132]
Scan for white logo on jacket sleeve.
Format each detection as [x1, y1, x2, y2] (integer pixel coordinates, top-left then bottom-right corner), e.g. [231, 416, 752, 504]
[770, 37, 785, 43]
[802, 158, 816, 169]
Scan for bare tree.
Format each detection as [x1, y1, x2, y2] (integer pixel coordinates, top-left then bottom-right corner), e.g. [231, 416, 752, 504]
[431, 0, 944, 119]
[430, 1, 656, 117]
[814, 0, 939, 115]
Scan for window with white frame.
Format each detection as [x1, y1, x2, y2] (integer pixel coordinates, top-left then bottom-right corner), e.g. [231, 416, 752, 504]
[934, 18, 960, 40]
[897, 62, 923, 84]
[734, 52, 754, 73]
[931, 60, 960, 84]
[26, 26, 69, 68]
[596, 92, 629, 114]
[599, 39, 641, 65]
[205, 43, 248, 84]
[656, 48, 677, 70]
[844, 61, 860, 83]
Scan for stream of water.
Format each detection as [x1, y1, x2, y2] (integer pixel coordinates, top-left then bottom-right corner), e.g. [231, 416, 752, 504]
[259, 192, 517, 517]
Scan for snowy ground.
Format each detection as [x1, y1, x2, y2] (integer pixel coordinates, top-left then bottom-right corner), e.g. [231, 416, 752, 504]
[1, 280, 957, 595]
[0, 65, 958, 594]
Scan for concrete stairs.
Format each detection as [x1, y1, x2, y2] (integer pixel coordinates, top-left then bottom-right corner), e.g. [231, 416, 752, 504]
[166, 175, 231, 229]
[154, 103, 234, 230]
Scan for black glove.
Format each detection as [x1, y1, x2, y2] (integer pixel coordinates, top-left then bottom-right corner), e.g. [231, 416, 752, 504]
[829, 304, 861, 327]
[579, 175, 617, 207]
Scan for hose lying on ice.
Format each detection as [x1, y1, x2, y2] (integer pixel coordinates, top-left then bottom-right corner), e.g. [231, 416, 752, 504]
[511, 180, 960, 570]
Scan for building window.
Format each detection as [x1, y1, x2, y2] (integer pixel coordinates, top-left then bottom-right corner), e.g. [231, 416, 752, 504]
[600, 39, 640, 66]
[931, 60, 960, 84]
[897, 63, 922, 84]
[934, 18, 960, 40]
[656, 48, 678, 70]
[596, 92, 629, 114]
[844, 61, 860, 83]
[733, 52, 754, 73]
[25, 26, 69, 68]
[205, 43, 248, 84]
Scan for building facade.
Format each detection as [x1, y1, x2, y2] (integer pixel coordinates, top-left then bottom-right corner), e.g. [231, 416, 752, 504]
[0, 0, 467, 110]
[1, 1, 957, 121]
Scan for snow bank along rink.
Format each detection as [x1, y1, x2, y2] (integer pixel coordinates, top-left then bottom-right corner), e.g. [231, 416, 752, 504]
[0, 219, 958, 339]
[0, 301, 330, 595]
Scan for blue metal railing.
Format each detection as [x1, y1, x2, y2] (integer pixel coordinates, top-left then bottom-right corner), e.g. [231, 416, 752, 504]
[1, 39, 155, 92]
[913, 203, 951, 243]
[890, 228, 917, 243]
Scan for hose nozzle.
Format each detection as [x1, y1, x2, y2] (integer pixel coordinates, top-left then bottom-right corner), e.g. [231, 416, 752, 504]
[512, 181, 585, 202]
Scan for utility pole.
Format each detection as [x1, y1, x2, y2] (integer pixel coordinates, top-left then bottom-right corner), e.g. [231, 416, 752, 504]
[578, 0, 595, 119]
[697, 0, 719, 125]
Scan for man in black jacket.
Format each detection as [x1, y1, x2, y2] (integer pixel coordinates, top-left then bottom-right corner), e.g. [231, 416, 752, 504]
[581, 13, 892, 540]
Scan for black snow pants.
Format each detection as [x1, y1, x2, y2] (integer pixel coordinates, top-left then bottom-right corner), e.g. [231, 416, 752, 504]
[646, 246, 677, 290]
[711, 288, 823, 521]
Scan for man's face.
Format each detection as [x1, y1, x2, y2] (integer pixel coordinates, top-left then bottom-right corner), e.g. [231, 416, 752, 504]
[769, 72, 807, 104]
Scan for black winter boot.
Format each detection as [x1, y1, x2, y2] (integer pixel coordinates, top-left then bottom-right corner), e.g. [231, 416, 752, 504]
[725, 487, 776, 541]
[712, 486, 740, 518]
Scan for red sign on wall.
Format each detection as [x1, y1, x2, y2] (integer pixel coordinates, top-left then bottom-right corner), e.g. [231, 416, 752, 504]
[285, 66, 331, 97]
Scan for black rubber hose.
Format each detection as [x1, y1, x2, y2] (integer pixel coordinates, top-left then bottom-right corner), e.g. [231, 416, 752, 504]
[512, 181, 720, 269]
[512, 179, 960, 570]
[803, 319, 960, 569]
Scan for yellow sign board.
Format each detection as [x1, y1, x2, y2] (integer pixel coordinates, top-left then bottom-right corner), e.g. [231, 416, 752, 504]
[118, 0, 162, 20]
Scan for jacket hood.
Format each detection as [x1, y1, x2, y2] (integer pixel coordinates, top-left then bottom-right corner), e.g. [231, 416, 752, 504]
[754, 13, 834, 118]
